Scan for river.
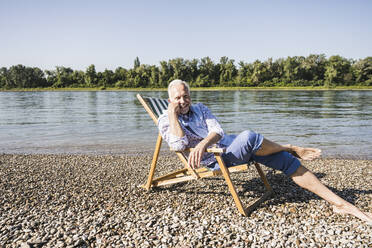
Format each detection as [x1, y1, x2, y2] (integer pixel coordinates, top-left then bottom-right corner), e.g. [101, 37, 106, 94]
[1, 90, 371, 159]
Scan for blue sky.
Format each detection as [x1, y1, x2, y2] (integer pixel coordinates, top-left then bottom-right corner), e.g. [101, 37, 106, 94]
[1, 0, 371, 71]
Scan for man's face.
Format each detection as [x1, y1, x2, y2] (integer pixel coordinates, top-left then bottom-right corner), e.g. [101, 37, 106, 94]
[168, 84, 191, 114]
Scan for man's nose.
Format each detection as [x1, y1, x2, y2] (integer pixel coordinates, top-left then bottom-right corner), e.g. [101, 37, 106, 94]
[179, 97, 185, 104]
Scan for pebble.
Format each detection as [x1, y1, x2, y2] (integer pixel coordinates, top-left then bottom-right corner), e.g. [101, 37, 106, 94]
[0, 154, 371, 247]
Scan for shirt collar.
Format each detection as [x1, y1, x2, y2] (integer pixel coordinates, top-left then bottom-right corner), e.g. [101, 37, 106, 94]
[178, 105, 194, 122]
[179, 105, 193, 117]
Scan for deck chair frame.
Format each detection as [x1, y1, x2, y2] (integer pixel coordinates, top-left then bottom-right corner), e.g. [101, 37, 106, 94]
[137, 93, 273, 216]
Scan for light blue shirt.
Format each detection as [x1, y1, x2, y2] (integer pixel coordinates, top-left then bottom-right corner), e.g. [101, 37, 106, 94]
[158, 103, 236, 165]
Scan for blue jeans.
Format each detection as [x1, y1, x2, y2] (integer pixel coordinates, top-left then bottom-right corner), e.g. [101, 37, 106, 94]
[208, 130, 301, 176]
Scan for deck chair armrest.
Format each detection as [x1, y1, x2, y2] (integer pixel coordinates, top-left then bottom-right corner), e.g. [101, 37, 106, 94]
[171, 147, 226, 154]
[205, 147, 226, 153]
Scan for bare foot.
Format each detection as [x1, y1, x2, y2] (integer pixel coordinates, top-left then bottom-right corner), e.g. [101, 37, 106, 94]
[333, 204, 372, 223]
[289, 145, 322, 161]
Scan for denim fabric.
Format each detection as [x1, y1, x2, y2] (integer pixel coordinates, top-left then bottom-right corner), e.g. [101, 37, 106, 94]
[252, 152, 301, 176]
[208, 130, 301, 176]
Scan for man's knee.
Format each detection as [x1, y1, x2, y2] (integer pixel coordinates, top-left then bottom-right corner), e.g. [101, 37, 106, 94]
[240, 130, 262, 151]
[223, 130, 264, 165]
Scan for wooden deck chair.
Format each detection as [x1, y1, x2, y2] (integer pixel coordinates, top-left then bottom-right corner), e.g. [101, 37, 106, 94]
[137, 93, 273, 216]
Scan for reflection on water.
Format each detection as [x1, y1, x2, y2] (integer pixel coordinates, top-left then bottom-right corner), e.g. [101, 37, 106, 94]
[0, 90, 371, 159]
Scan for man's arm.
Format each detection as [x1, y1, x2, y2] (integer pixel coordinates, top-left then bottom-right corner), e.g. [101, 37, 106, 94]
[188, 132, 221, 169]
[158, 102, 189, 151]
[187, 103, 225, 169]
[168, 103, 184, 138]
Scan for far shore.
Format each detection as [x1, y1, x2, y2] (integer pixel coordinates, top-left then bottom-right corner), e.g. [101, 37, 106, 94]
[1, 86, 372, 92]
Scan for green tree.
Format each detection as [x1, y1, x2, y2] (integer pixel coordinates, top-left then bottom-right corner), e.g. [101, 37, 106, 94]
[99, 69, 115, 87]
[236, 61, 254, 86]
[159, 61, 172, 88]
[114, 67, 128, 87]
[301, 54, 326, 83]
[134, 57, 141, 69]
[185, 59, 199, 84]
[123, 65, 151, 88]
[85, 64, 98, 87]
[45, 70, 57, 87]
[71, 70, 85, 87]
[352, 57, 372, 85]
[324, 56, 352, 86]
[169, 58, 190, 82]
[251, 60, 272, 86]
[283, 56, 305, 83]
[53, 66, 74, 88]
[218, 56, 237, 86]
[8, 65, 28, 88]
[134, 65, 151, 87]
[197, 57, 217, 87]
[263, 58, 283, 85]
[149, 65, 160, 88]
[0, 67, 10, 88]
[28, 67, 48, 88]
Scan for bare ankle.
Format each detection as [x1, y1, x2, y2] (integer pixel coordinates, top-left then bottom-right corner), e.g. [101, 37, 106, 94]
[283, 144, 293, 152]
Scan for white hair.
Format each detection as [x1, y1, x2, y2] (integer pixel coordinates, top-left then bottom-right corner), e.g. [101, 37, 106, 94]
[167, 79, 190, 97]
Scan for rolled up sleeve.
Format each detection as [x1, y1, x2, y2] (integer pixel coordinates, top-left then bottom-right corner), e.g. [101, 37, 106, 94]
[158, 114, 189, 151]
[201, 104, 224, 138]
[168, 133, 188, 151]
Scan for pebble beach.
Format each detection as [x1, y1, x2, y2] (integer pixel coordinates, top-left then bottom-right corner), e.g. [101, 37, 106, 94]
[0, 153, 371, 247]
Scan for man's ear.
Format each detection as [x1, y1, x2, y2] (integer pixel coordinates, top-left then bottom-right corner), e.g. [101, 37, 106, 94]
[167, 98, 171, 103]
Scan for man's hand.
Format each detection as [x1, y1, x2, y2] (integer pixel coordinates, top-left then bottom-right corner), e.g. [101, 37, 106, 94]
[168, 102, 181, 116]
[188, 132, 222, 169]
[188, 142, 207, 169]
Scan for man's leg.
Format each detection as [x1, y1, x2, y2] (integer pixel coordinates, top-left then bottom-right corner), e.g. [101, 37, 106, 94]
[255, 138, 322, 161]
[254, 152, 372, 223]
[221, 131, 320, 168]
[222, 131, 371, 223]
[291, 165, 372, 223]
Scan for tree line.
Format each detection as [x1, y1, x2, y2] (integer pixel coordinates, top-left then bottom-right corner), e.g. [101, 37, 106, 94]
[1, 54, 371, 89]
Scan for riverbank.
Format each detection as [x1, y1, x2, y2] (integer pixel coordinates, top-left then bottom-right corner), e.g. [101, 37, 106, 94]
[1, 86, 372, 92]
[0, 154, 371, 247]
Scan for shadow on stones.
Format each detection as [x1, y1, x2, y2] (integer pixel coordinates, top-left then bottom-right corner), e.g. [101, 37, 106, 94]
[148, 170, 371, 207]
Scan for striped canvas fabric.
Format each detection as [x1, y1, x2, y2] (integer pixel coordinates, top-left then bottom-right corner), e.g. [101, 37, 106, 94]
[143, 97, 169, 118]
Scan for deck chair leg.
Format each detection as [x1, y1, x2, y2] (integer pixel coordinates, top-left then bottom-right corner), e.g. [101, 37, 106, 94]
[254, 162, 273, 192]
[242, 162, 273, 216]
[143, 134, 163, 190]
[215, 155, 247, 216]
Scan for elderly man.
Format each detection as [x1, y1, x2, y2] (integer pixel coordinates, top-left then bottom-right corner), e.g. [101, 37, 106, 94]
[158, 79, 372, 223]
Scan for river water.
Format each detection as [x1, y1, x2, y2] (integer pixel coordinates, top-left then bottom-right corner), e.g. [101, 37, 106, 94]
[1, 90, 371, 159]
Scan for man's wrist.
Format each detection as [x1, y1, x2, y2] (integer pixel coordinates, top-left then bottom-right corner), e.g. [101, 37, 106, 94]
[169, 110, 179, 117]
[199, 140, 210, 149]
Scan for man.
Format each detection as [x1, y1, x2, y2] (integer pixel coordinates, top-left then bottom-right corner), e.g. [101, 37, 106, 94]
[158, 79, 372, 223]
